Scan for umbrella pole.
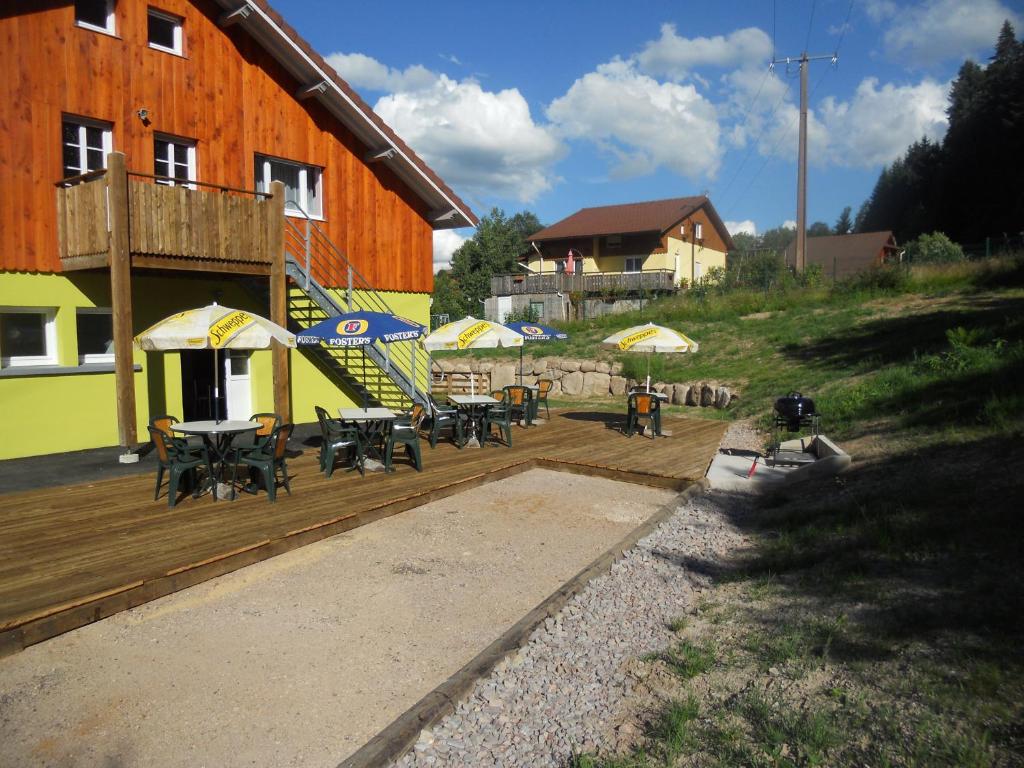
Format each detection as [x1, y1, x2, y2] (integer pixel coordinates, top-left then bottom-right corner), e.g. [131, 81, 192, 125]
[519, 346, 523, 385]
[646, 352, 651, 393]
[213, 347, 220, 422]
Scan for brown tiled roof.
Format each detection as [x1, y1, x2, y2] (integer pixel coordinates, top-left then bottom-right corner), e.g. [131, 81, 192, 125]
[784, 231, 899, 278]
[531, 196, 707, 240]
[222, 0, 477, 227]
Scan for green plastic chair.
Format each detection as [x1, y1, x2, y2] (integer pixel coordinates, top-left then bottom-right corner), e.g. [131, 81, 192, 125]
[427, 395, 465, 449]
[503, 385, 533, 426]
[315, 405, 365, 477]
[536, 379, 553, 419]
[482, 401, 513, 448]
[149, 426, 210, 508]
[626, 392, 662, 437]
[231, 423, 294, 502]
[385, 404, 424, 472]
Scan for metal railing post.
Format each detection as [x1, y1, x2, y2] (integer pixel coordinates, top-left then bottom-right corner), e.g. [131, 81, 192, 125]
[304, 218, 312, 290]
[347, 266, 353, 311]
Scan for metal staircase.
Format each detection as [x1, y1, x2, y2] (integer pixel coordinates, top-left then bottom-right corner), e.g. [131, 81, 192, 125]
[280, 206, 432, 411]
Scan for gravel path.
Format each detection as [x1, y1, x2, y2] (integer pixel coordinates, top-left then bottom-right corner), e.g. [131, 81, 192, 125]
[395, 422, 757, 768]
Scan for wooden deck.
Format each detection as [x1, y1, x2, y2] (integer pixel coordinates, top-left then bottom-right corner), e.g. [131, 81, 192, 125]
[0, 411, 726, 655]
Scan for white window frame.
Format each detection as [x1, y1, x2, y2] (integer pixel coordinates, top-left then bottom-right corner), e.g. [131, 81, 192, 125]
[255, 154, 323, 220]
[74, 0, 116, 35]
[62, 116, 113, 178]
[624, 256, 644, 273]
[0, 307, 58, 368]
[147, 8, 183, 55]
[154, 134, 197, 188]
[76, 307, 114, 365]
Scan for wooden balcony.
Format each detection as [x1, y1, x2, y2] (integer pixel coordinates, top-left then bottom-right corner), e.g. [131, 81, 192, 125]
[490, 269, 676, 297]
[56, 164, 279, 275]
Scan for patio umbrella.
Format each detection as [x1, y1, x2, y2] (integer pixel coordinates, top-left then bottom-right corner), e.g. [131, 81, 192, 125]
[135, 303, 296, 421]
[601, 322, 698, 391]
[422, 316, 523, 397]
[503, 321, 568, 384]
[296, 310, 426, 407]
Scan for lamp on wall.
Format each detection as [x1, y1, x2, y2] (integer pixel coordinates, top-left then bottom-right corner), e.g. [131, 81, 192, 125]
[136, 108, 151, 125]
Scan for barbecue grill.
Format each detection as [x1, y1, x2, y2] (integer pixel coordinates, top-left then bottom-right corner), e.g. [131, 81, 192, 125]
[768, 392, 821, 466]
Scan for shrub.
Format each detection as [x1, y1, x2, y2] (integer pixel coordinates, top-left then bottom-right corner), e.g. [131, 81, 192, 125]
[504, 305, 540, 323]
[905, 232, 967, 265]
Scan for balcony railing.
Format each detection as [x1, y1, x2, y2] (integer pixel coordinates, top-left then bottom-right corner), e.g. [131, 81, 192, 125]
[56, 165, 276, 273]
[490, 269, 676, 296]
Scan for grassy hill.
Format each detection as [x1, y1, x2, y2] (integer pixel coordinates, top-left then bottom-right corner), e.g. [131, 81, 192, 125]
[467, 258, 1024, 766]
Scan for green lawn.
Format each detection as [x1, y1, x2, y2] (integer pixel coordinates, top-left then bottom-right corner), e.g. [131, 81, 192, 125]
[542, 257, 1024, 767]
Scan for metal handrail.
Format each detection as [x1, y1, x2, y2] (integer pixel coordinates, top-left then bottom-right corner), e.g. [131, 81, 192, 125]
[281, 201, 431, 406]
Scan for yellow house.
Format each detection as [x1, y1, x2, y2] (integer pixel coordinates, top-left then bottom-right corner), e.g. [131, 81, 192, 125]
[526, 196, 734, 286]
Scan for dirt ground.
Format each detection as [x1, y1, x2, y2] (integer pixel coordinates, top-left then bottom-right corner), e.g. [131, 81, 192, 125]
[0, 469, 677, 768]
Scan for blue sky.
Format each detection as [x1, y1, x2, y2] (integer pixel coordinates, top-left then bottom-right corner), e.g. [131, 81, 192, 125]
[274, 0, 1021, 268]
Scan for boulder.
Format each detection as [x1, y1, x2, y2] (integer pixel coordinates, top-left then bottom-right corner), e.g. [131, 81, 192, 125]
[549, 379, 562, 396]
[715, 386, 731, 409]
[522, 374, 539, 386]
[582, 371, 611, 397]
[490, 362, 517, 391]
[700, 383, 715, 406]
[561, 360, 581, 372]
[545, 368, 562, 380]
[653, 382, 667, 394]
[561, 370, 584, 396]
[672, 383, 689, 405]
[685, 384, 700, 406]
[452, 361, 472, 374]
[596, 361, 611, 374]
[580, 360, 597, 373]
[436, 358, 455, 372]
[611, 362, 624, 375]
[533, 359, 548, 375]
[478, 362, 494, 373]
[610, 376, 629, 396]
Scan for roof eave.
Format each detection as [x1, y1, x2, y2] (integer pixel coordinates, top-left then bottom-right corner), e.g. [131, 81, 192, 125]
[214, 1, 476, 230]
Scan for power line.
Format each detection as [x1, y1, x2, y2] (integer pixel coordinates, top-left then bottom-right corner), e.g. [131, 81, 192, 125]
[804, 0, 818, 53]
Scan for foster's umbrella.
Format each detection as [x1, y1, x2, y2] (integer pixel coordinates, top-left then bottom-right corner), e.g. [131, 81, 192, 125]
[601, 322, 698, 391]
[296, 311, 426, 407]
[503, 321, 568, 384]
[135, 303, 296, 421]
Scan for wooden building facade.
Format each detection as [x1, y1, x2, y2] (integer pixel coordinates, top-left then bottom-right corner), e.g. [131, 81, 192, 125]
[0, 0, 475, 459]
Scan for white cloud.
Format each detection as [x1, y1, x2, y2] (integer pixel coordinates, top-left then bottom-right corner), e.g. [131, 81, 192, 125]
[877, 0, 1021, 66]
[782, 220, 797, 230]
[637, 24, 773, 80]
[725, 220, 757, 236]
[375, 75, 564, 202]
[547, 59, 722, 180]
[433, 229, 467, 273]
[325, 52, 436, 92]
[326, 52, 563, 203]
[819, 77, 950, 166]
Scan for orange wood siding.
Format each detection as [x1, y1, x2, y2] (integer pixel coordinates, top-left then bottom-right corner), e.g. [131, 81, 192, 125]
[0, 0, 434, 293]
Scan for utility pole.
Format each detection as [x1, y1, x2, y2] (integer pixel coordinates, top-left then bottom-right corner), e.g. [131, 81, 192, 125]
[771, 51, 836, 272]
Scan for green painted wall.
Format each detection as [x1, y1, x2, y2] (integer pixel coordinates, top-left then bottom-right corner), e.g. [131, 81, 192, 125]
[0, 271, 429, 459]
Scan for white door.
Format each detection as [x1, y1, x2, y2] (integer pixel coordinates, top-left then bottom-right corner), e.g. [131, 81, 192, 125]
[224, 350, 252, 420]
[497, 296, 512, 323]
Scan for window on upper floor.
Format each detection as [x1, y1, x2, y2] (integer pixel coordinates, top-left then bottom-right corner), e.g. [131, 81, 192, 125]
[154, 135, 196, 187]
[147, 8, 183, 55]
[62, 116, 113, 178]
[0, 308, 58, 368]
[625, 256, 644, 273]
[75, 0, 115, 34]
[77, 309, 114, 364]
[254, 154, 323, 219]
[606, 234, 622, 249]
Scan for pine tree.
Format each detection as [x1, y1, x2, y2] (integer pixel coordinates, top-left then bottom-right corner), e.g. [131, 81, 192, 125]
[834, 207, 853, 235]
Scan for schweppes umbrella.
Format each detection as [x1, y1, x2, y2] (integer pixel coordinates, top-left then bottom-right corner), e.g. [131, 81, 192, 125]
[601, 322, 698, 391]
[135, 303, 296, 421]
[421, 316, 524, 351]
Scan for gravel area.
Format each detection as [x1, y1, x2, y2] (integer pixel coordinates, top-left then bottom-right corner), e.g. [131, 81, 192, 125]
[394, 422, 758, 767]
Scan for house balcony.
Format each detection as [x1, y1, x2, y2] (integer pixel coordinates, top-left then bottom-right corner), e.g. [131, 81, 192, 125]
[56, 160, 278, 275]
[490, 269, 676, 297]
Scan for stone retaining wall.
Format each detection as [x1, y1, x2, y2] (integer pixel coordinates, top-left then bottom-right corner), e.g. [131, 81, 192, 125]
[431, 357, 735, 409]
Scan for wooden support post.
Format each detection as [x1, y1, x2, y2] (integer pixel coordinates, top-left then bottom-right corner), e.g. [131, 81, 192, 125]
[268, 180, 291, 423]
[107, 152, 137, 450]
